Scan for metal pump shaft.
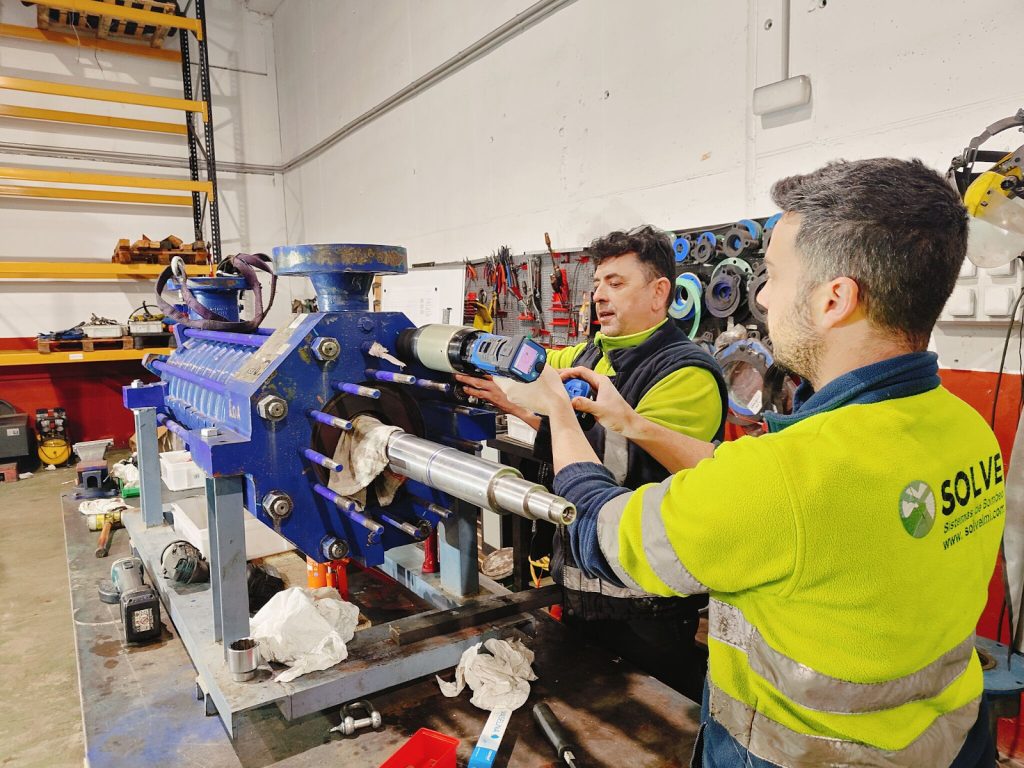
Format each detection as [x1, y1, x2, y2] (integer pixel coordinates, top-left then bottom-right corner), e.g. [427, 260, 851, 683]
[385, 432, 575, 526]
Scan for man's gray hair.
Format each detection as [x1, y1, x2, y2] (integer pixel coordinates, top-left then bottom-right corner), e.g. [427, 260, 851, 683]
[770, 158, 968, 349]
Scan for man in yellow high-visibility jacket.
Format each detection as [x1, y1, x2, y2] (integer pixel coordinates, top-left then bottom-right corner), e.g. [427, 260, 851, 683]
[499, 158, 1003, 767]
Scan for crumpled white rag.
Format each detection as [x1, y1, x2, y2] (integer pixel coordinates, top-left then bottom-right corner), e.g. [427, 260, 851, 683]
[78, 497, 128, 516]
[249, 586, 360, 683]
[436, 637, 538, 711]
[327, 414, 404, 507]
[109, 459, 140, 489]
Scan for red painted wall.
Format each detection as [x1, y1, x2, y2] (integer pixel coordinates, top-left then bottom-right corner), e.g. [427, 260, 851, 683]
[943, 369, 1024, 756]
[0, 359, 156, 448]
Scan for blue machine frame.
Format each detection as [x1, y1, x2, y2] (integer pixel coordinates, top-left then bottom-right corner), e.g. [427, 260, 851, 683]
[121, 244, 566, 734]
[125, 244, 496, 569]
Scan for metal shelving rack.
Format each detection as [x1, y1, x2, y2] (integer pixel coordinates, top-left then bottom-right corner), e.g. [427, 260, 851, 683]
[0, 0, 223, 261]
[177, 0, 221, 262]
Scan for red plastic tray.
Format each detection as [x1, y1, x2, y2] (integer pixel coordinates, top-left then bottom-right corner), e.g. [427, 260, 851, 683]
[379, 728, 460, 768]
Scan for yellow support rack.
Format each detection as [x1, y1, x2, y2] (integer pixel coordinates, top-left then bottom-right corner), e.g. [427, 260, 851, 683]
[0, 261, 208, 280]
[0, 76, 208, 121]
[0, 347, 174, 367]
[0, 185, 192, 206]
[0, 104, 186, 135]
[0, 22, 182, 62]
[0, 167, 213, 197]
[31, 0, 202, 39]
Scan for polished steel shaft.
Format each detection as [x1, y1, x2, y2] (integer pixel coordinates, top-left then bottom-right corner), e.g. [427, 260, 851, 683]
[386, 432, 576, 525]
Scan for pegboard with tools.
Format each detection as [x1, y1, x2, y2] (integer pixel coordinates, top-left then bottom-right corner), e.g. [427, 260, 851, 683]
[462, 238, 591, 349]
[461, 217, 799, 429]
[668, 214, 798, 429]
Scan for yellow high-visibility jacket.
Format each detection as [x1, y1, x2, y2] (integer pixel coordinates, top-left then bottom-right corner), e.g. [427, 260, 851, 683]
[557, 356, 1004, 767]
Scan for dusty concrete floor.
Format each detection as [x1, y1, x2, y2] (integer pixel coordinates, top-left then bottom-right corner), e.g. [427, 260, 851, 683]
[0, 462, 84, 768]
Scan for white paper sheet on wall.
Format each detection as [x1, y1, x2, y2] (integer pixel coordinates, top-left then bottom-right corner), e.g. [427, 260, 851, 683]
[381, 267, 464, 327]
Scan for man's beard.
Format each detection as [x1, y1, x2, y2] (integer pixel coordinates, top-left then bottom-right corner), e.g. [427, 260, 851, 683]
[769, 294, 823, 385]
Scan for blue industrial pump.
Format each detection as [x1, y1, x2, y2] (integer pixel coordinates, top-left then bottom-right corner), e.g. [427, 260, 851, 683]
[124, 244, 574, 571]
[120, 244, 575, 733]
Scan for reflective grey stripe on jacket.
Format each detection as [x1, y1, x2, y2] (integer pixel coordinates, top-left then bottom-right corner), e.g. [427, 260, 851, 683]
[559, 565, 655, 599]
[594, 492, 648, 592]
[596, 477, 709, 596]
[603, 430, 629, 484]
[709, 682, 979, 768]
[709, 599, 976, 714]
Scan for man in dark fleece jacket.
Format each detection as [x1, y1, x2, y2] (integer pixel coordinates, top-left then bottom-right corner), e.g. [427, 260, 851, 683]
[456, 225, 727, 701]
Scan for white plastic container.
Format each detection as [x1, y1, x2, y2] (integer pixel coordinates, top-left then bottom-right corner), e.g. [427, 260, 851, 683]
[159, 450, 205, 491]
[83, 324, 126, 339]
[170, 495, 293, 560]
[129, 320, 164, 335]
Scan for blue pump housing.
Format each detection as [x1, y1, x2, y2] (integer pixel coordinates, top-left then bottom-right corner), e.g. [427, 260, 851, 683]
[127, 244, 498, 566]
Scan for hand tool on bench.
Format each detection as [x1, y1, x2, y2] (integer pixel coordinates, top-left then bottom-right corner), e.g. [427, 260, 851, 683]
[533, 702, 580, 768]
[89, 509, 123, 558]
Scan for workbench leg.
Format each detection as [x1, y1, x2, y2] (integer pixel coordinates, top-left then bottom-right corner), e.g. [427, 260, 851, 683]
[439, 499, 479, 598]
[134, 407, 163, 527]
[206, 475, 249, 656]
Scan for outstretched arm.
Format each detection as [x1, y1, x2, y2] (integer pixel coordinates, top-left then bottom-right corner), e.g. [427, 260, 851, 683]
[454, 373, 542, 430]
[495, 364, 600, 470]
[559, 367, 715, 472]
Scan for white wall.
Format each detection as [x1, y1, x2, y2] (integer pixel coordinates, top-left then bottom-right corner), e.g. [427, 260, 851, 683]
[270, 0, 1024, 372]
[0, 0, 291, 336]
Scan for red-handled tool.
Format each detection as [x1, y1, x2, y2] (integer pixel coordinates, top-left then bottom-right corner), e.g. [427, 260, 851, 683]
[544, 233, 570, 308]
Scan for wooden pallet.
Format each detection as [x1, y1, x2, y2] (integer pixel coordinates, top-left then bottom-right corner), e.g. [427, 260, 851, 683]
[35, 0, 178, 49]
[37, 335, 134, 354]
[112, 235, 210, 265]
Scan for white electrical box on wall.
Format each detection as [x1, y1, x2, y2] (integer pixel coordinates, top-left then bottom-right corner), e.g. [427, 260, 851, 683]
[938, 259, 1023, 325]
[983, 286, 1016, 318]
[945, 287, 976, 318]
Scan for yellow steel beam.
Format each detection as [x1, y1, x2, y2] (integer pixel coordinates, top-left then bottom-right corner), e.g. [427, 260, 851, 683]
[0, 23, 182, 62]
[0, 184, 194, 206]
[30, 1, 202, 39]
[0, 76, 207, 121]
[0, 104, 186, 135]
[0, 167, 212, 196]
[0, 347, 174, 367]
[0, 261, 206, 279]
